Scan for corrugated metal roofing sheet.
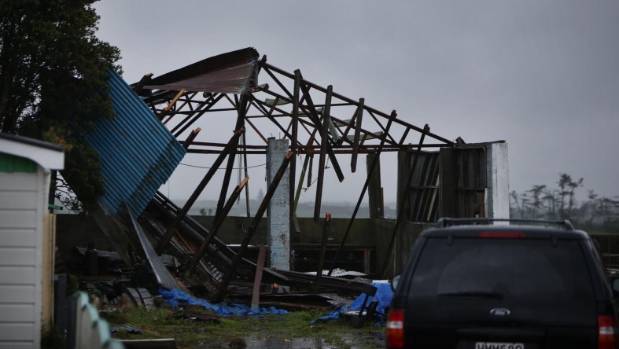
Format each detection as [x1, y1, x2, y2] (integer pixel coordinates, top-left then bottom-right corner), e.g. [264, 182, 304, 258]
[85, 71, 185, 216]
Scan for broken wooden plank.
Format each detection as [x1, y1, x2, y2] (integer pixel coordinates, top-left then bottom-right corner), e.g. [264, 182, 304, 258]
[251, 246, 267, 311]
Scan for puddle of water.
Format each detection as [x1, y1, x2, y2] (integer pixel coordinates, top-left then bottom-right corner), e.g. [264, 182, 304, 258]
[191, 329, 384, 348]
[243, 333, 383, 349]
[245, 336, 328, 349]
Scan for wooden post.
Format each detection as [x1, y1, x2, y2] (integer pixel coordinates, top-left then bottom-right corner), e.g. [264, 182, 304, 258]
[316, 213, 332, 281]
[41, 213, 56, 331]
[367, 152, 384, 219]
[251, 246, 267, 311]
[313, 85, 333, 221]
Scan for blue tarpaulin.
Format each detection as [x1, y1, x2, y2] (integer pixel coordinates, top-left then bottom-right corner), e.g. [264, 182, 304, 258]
[315, 281, 393, 323]
[159, 288, 288, 316]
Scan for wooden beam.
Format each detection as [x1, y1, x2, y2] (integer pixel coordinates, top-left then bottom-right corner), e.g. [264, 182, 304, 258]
[351, 98, 364, 172]
[155, 129, 243, 253]
[290, 71, 300, 232]
[184, 177, 249, 272]
[182, 128, 201, 149]
[313, 85, 333, 221]
[215, 95, 247, 217]
[264, 62, 454, 145]
[159, 89, 186, 117]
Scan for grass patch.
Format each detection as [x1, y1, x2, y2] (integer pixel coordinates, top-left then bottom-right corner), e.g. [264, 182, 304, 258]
[102, 307, 384, 349]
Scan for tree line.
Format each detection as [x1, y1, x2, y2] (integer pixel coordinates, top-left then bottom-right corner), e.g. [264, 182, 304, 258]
[510, 173, 619, 227]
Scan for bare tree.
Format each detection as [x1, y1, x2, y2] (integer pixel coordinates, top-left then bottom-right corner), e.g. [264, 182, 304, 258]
[567, 177, 584, 217]
[558, 173, 583, 219]
[54, 175, 82, 212]
[542, 189, 558, 218]
[520, 192, 531, 218]
[528, 185, 547, 217]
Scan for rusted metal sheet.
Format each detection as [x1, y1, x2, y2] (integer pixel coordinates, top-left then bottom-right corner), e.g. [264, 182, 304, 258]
[142, 47, 259, 94]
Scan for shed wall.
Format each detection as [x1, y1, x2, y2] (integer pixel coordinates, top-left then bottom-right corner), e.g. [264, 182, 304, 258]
[0, 169, 45, 349]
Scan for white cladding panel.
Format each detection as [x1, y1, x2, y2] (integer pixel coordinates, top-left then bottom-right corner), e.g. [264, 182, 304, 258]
[0, 170, 46, 349]
[0, 305, 35, 322]
[0, 172, 37, 191]
[0, 191, 38, 210]
[0, 266, 36, 284]
[0, 229, 36, 247]
[0, 323, 35, 341]
[0, 248, 36, 265]
[0, 343, 35, 349]
[0, 285, 36, 303]
[0, 210, 37, 229]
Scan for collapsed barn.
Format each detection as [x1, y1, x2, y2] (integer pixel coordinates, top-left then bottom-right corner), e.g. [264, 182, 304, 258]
[56, 47, 509, 303]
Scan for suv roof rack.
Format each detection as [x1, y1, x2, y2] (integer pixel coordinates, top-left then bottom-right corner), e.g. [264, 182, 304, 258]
[436, 218, 574, 230]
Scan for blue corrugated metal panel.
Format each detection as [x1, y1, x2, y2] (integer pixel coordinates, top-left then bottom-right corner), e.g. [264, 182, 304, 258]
[85, 71, 185, 216]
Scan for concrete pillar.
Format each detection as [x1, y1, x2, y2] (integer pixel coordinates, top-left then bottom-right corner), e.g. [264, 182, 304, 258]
[485, 141, 510, 218]
[266, 138, 290, 270]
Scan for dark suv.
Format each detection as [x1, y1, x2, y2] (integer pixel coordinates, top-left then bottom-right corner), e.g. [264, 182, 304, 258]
[387, 218, 618, 349]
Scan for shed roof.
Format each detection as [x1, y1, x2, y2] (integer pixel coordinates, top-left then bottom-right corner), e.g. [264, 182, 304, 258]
[0, 133, 64, 170]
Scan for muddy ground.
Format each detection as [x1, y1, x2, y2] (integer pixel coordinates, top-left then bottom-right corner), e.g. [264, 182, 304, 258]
[104, 307, 385, 349]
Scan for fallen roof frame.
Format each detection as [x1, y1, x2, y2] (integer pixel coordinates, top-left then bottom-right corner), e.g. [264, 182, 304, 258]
[132, 47, 458, 295]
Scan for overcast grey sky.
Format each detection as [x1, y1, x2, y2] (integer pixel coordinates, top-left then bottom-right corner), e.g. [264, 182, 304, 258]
[95, 0, 619, 204]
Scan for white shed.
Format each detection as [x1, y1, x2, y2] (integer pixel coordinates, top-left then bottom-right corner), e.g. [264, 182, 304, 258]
[0, 133, 64, 349]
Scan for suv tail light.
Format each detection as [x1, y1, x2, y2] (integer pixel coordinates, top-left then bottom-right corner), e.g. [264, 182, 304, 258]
[598, 315, 616, 349]
[386, 308, 405, 349]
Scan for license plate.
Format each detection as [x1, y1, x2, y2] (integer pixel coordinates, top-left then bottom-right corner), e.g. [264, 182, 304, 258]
[475, 343, 524, 349]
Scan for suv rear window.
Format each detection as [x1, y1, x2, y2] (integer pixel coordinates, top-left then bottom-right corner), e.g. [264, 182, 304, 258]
[407, 236, 596, 326]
